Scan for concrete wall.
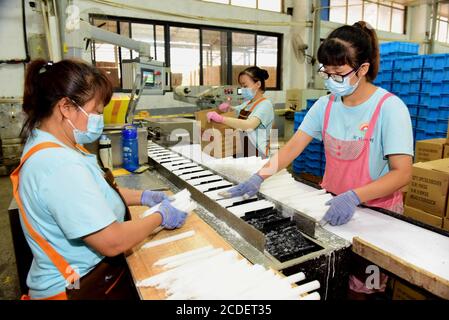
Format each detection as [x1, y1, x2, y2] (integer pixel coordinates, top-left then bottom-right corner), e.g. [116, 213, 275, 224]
[0, 0, 45, 98]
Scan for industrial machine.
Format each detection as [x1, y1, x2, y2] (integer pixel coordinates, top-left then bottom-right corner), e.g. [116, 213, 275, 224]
[68, 20, 170, 123]
[173, 85, 245, 109]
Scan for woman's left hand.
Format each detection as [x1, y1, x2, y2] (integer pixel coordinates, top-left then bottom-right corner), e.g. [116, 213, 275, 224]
[141, 190, 171, 207]
[323, 190, 361, 226]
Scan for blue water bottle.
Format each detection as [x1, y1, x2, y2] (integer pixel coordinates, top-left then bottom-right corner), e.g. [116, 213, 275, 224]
[122, 125, 139, 172]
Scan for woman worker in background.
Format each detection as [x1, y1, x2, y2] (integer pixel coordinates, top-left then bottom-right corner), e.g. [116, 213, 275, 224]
[206, 66, 274, 158]
[11, 59, 188, 300]
[220, 22, 414, 297]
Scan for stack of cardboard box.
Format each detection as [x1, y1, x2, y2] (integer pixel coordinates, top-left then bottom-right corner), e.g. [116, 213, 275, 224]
[194, 108, 242, 158]
[404, 135, 449, 231]
[414, 138, 449, 163]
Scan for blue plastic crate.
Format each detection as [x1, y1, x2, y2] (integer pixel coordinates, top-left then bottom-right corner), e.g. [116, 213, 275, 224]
[393, 56, 424, 71]
[422, 68, 445, 82]
[423, 54, 449, 69]
[443, 81, 449, 92]
[416, 118, 437, 130]
[420, 93, 449, 108]
[307, 143, 323, 153]
[380, 59, 395, 71]
[383, 52, 418, 59]
[380, 42, 419, 56]
[407, 104, 419, 117]
[418, 107, 440, 120]
[306, 99, 318, 110]
[292, 163, 305, 174]
[378, 81, 392, 91]
[294, 111, 306, 123]
[380, 71, 393, 82]
[392, 82, 402, 93]
[437, 119, 448, 132]
[399, 93, 420, 105]
[421, 81, 444, 94]
[305, 153, 323, 162]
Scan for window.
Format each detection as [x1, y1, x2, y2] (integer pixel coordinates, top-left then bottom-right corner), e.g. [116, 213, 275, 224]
[202, 30, 227, 85]
[91, 19, 121, 89]
[232, 32, 255, 84]
[170, 27, 200, 87]
[202, 0, 283, 12]
[436, 3, 449, 43]
[256, 35, 278, 88]
[437, 17, 449, 43]
[90, 15, 282, 90]
[325, 0, 406, 34]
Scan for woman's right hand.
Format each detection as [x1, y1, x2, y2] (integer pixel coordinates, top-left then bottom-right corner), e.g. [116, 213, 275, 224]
[156, 199, 188, 229]
[219, 173, 264, 199]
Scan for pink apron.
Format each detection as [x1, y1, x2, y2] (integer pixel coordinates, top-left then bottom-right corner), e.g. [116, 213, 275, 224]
[320, 93, 403, 213]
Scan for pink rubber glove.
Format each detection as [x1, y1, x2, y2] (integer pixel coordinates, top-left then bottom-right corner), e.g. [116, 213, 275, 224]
[218, 102, 231, 112]
[206, 111, 224, 123]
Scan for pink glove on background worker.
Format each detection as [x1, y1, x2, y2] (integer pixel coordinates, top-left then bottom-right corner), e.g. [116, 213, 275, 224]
[218, 97, 232, 112]
[206, 111, 224, 123]
[218, 102, 231, 112]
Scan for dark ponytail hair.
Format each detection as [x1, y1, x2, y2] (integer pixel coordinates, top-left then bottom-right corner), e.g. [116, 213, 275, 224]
[317, 21, 380, 82]
[238, 66, 270, 91]
[21, 59, 113, 140]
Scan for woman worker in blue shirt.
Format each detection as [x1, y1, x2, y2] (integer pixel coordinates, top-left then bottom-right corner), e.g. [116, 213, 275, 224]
[220, 22, 414, 297]
[11, 59, 188, 300]
[206, 66, 275, 158]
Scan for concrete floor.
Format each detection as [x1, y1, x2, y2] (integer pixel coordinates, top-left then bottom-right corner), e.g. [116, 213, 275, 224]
[0, 176, 20, 299]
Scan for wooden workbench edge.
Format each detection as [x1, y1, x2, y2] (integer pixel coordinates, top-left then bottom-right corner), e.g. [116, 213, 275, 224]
[352, 237, 449, 300]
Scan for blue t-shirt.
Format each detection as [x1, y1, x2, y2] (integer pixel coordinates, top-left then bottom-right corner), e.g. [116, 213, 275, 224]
[298, 87, 414, 180]
[235, 98, 274, 155]
[18, 129, 126, 298]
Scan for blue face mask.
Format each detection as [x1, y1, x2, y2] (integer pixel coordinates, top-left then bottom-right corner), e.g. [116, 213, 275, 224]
[241, 87, 255, 101]
[325, 71, 361, 97]
[67, 106, 104, 144]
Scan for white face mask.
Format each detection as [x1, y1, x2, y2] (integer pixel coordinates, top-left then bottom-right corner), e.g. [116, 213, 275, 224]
[325, 70, 362, 97]
[66, 103, 104, 145]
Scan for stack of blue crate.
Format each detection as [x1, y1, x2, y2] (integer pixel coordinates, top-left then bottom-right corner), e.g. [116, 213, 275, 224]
[391, 55, 424, 137]
[373, 58, 394, 91]
[379, 42, 419, 59]
[292, 99, 326, 177]
[415, 54, 449, 140]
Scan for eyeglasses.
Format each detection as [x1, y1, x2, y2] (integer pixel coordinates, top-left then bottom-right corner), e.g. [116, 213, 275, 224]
[68, 97, 103, 115]
[317, 66, 357, 83]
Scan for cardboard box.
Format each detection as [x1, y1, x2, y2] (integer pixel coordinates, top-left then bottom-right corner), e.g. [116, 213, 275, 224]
[444, 218, 449, 232]
[444, 144, 449, 159]
[405, 158, 449, 217]
[404, 205, 443, 228]
[414, 138, 446, 163]
[392, 279, 430, 300]
[195, 109, 242, 158]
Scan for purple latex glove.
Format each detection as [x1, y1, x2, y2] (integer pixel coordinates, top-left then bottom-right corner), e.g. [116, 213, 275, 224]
[219, 173, 264, 199]
[141, 190, 171, 207]
[218, 102, 231, 112]
[206, 111, 224, 123]
[323, 190, 361, 226]
[157, 199, 188, 229]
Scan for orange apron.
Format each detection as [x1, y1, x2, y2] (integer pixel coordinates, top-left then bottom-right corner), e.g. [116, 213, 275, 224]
[11, 142, 79, 300]
[11, 142, 133, 300]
